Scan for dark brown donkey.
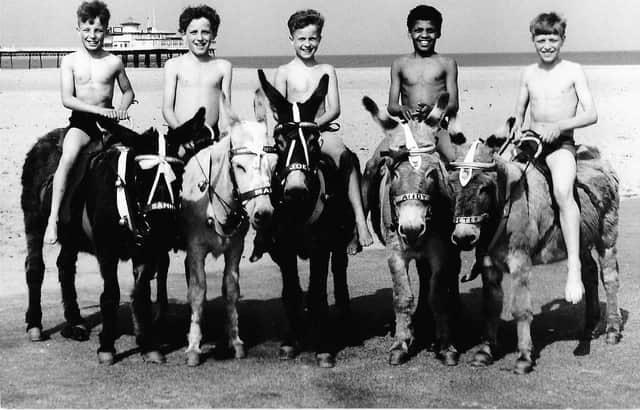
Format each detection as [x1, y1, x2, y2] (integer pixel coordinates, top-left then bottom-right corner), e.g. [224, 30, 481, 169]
[449, 119, 622, 374]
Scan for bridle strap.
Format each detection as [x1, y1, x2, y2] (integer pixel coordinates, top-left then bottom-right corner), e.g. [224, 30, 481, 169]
[393, 192, 431, 205]
[454, 214, 489, 224]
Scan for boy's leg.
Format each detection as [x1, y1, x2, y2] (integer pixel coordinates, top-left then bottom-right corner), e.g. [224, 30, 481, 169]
[44, 128, 91, 244]
[321, 134, 373, 254]
[545, 149, 584, 303]
[435, 129, 457, 163]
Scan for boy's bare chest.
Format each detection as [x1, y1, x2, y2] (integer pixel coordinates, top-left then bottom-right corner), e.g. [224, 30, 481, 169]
[177, 64, 223, 88]
[286, 69, 325, 100]
[402, 60, 446, 85]
[528, 71, 575, 99]
[73, 59, 116, 86]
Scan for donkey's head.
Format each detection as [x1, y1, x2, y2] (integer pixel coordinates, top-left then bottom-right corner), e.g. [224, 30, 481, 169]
[363, 95, 451, 246]
[257, 69, 327, 204]
[99, 120, 185, 239]
[449, 118, 519, 250]
[223, 89, 278, 229]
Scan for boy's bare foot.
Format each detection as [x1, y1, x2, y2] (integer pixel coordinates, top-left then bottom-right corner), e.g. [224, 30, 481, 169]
[358, 223, 374, 248]
[346, 235, 362, 256]
[44, 219, 58, 244]
[565, 271, 584, 304]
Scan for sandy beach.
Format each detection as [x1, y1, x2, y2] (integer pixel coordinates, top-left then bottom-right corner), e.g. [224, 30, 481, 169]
[1, 65, 640, 407]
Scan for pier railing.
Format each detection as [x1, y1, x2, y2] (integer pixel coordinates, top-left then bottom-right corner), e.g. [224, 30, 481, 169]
[0, 47, 188, 69]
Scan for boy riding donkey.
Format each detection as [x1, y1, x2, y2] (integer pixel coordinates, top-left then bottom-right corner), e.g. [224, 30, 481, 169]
[44, 0, 134, 245]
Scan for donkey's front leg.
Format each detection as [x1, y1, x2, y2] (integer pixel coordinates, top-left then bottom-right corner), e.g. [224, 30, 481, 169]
[185, 245, 207, 366]
[598, 246, 622, 344]
[131, 259, 165, 364]
[273, 248, 304, 360]
[309, 245, 333, 367]
[507, 251, 534, 374]
[471, 253, 504, 367]
[154, 252, 170, 327]
[95, 251, 120, 365]
[24, 215, 46, 341]
[387, 250, 413, 365]
[425, 239, 459, 366]
[222, 240, 246, 359]
[57, 244, 90, 341]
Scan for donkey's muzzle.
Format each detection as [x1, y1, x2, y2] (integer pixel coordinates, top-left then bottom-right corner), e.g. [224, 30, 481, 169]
[398, 222, 426, 246]
[451, 226, 479, 250]
[283, 186, 309, 203]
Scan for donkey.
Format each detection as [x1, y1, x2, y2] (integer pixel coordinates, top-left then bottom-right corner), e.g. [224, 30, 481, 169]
[257, 69, 357, 368]
[362, 94, 462, 366]
[180, 89, 278, 367]
[21, 118, 194, 364]
[449, 119, 622, 374]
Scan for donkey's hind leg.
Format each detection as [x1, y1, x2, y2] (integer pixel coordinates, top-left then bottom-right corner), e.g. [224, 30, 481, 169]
[598, 246, 622, 344]
[57, 244, 89, 341]
[131, 261, 165, 363]
[580, 250, 600, 340]
[222, 242, 246, 359]
[24, 214, 46, 341]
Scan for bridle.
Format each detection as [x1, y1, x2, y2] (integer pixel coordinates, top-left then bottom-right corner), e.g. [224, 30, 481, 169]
[449, 131, 542, 250]
[274, 103, 321, 182]
[192, 124, 277, 236]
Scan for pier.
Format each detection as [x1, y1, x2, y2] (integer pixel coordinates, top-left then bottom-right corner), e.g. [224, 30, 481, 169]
[0, 47, 188, 69]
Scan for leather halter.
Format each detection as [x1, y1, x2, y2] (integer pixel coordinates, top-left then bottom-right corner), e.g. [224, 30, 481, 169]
[194, 134, 277, 236]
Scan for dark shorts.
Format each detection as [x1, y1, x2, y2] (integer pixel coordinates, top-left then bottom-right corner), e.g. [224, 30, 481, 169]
[68, 111, 106, 141]
[540, 134, 577, 159]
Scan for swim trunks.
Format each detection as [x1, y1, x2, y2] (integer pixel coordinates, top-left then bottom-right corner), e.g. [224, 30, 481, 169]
[68, 111, 111, 141]
[540, 133, 577, 159]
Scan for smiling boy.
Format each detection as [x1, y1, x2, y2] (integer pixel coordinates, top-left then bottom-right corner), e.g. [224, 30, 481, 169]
[44, 0, 134, 244]
[514, 12, 597, 304]
[271, 9, 373, 254]
[162, 5, 231, 139]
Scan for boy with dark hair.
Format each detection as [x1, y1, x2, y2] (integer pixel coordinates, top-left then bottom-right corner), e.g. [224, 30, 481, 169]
[45, 0, 135, 244]
[270, 8, 373, 255]
[387, 4, 461, 160]
[514, 11, 597, 303]
[162, 5, 230, 139]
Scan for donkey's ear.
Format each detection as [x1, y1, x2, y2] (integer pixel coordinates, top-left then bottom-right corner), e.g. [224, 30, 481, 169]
[363, 96, 399, 130]
[258, 69, 288, 114]
[494, 117, 516, 140]
[98, 118, 139, 147]
[303, 74, 329, 115]
[253, 87, 271, 132]
[425, 92, 449, 127]
[219, 92, 240, 133]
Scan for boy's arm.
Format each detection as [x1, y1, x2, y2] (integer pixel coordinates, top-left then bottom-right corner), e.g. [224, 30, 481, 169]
[273, 66, 288, 97]
[387, 59, 412, 121]
[162, 59, 180, 129]
[60, 55, 116, 119]
[556, 64, 597, 131]
[115, 60, 134, 120]
[220, 60, 233, 103]
[513, 69, 530, 133]
[444, 58, 459, 117]
[315, 66, 340, 128]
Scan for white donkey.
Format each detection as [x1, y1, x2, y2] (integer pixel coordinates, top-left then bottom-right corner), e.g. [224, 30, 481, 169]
[180, 90, 278, 366]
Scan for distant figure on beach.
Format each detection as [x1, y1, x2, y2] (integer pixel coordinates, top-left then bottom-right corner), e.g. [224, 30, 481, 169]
[162, 5, 230, 140]
[44, 0, 135, 244]
[388, 4, 462, 161]
[513, 11, 598, 304]
[257, 9, 373, 256]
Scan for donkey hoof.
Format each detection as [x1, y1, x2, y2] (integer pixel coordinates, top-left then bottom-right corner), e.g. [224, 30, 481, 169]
[278, 344, 298, 360]
[389, 348, 409, 366]
[437, 347, 460, 366]
[27, 327, 43, 342]
[605, 328, 621, 345]
[61, 323, 90, 341]
[513, 357, 534, 375]
[233, 344, 246, 359]
[316, 353, 336, 368]
[142, 350, 166, 364]
[471, 350, 493, 367]
[186, 351, 201, 367]
[97, 351, 115, 365]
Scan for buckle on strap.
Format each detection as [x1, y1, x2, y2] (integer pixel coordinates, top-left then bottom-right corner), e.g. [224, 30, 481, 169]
[393, 192, 431, 205]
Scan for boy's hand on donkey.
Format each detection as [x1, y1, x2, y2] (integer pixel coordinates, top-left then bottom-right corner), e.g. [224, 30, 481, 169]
[533, 122, 562, 143]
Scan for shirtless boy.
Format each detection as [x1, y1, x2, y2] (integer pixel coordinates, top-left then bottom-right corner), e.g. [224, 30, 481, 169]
[162, 5, 231, 139]
[388, 4, 461, 161]
[271, 9, 373, 254]
[44, 0, 134, 244]
[514, 12, 597, 304]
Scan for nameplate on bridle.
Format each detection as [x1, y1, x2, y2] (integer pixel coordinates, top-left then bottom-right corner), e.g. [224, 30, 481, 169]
[394, 192, 431, 204]
[454, 214, 488, 224]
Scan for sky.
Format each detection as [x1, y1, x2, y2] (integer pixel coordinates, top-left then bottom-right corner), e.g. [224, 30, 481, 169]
[1, 0, 639, 55]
